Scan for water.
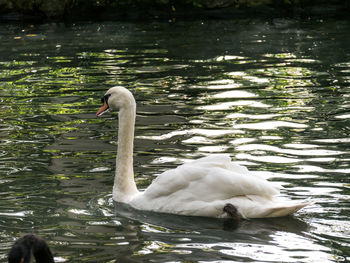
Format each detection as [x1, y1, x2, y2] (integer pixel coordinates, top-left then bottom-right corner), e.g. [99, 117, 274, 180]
[0, 18, 349, 262]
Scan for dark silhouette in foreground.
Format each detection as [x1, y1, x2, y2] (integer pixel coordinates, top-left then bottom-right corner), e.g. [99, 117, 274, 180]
[8, 234, 54, 263]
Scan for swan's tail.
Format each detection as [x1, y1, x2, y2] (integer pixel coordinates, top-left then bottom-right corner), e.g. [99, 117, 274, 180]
[263, 200, 313, 218]
[236, 195, 314, 219]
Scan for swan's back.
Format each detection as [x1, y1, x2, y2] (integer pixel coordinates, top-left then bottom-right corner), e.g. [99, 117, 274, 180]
[145, 154, 279, 199]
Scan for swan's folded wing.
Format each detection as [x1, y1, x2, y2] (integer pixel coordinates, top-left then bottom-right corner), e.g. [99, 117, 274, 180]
[143, 154, 279, 202]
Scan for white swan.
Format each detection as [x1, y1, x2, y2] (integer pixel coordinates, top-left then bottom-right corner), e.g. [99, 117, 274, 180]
[96, 86, 311, 219]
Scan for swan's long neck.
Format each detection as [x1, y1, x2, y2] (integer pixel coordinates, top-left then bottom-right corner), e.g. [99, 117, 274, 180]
[113, 98, 139, 202]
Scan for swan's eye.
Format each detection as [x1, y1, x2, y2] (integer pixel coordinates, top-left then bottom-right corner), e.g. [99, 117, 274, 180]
[101, 94, 111, 104]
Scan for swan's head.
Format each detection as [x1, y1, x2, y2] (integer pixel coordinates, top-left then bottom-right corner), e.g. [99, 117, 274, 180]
[96, 86, 135, 117]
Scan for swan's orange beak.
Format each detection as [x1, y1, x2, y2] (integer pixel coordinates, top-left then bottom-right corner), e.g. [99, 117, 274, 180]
[96, 101, 109, 117]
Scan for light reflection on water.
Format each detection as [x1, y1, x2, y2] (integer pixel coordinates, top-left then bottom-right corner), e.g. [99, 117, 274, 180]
[0, 19, 350, 262]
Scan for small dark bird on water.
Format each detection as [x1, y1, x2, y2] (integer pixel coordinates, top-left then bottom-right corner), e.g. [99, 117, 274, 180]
[8, 234, 54, 263]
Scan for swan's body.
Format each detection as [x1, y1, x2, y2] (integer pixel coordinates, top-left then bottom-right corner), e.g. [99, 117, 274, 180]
[97, 86, 310, 219]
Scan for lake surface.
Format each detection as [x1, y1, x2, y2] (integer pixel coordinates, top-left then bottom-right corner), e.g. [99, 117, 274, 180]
[0, 18, 349, 262]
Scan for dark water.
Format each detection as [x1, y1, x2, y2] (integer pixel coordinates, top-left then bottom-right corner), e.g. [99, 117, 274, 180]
[0, 18, 349, 262]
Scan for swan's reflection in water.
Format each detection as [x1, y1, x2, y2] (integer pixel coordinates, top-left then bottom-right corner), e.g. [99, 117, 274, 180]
[112, 201, 315, 262]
